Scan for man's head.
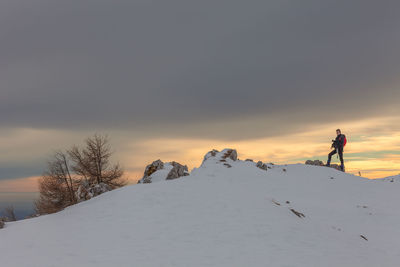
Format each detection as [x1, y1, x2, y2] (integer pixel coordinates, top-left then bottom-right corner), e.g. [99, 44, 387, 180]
[336, 129, 341, 135]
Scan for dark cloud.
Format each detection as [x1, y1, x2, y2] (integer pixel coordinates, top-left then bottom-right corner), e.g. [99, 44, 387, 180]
[1, 0, 400, 138]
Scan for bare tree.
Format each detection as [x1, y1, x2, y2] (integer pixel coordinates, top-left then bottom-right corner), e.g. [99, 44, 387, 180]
[51, 151, 77, 203]
[68, 134, 126, 188]
[3, 206, 17, 222]
[36, 134, 126, 214]
[68, 145, 91, 183]
[35, 152, 77, 214]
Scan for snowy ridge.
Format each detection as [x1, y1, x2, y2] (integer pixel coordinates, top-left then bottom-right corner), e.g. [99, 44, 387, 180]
[377, 174, 400, 182]
[1, 149, 400, 267]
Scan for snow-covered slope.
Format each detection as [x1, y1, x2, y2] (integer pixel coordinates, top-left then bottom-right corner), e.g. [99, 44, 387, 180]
[377, 174, 400, 182]
[1, 150, 400, 267]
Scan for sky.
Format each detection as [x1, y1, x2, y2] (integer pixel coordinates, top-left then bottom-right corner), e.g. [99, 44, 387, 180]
[1, 0, 400, 193]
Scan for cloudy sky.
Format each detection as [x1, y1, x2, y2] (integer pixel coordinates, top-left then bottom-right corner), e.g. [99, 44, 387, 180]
[1, 0, 400, 192]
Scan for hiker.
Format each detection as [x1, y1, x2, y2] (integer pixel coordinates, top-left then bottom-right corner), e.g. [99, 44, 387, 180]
[326, 129, 346, 171]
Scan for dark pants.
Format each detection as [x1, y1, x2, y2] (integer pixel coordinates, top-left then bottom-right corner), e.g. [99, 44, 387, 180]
[327, 147, 344, 171]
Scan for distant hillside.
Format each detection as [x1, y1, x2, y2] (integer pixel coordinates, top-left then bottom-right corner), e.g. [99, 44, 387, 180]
[0, 192, 38, 220]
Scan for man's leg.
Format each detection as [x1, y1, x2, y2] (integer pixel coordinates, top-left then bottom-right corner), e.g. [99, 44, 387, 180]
[327, 150, 336, 166]
[338, 148, 345, 171]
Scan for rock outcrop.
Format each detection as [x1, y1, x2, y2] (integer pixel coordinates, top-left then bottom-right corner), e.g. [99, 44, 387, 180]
[305, 160, 324, 166]
[76, 181, 112, 202]
[256, 161, 269, 171]
[141, 160, 165, 183]
[0, 218, 5, 229]
[203, 149, 219, 162]
[138, 160, 189, 184]
[166, 161, 190, 180]
[221, 149, 238, 161]
[201, 149, 238, 167]
[305, 160, 342, 171]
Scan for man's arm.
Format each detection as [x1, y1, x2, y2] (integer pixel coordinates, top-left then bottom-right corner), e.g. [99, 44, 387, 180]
[331, 139, 337, 149]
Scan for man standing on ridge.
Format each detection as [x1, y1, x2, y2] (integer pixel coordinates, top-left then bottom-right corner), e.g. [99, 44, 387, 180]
[326, 129, 346, 172]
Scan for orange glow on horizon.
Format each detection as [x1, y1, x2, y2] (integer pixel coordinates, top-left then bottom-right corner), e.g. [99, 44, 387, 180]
[1, 116, 400, 193]
[0, 176, 40, 193]
[122, 116, 400, 180]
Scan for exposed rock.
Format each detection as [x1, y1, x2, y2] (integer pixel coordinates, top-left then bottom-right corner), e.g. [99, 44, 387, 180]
[166, 161, 189, 180]
[305, 160, 343, 171]
[245, 159, 254, 162]
[221, 149, 238, 161]
[202, 149, 238, 164]
[290, 208, 305, 218]
[271, 199, 281, 206]
[305, 160, 324, 166]
[76, 181, 112, 202]
[139, 160, 189, 183]
[0, 218, 4, 229]
[256, 161, 268, 171]
[142, 160, 164, 183]
[203, 149, 219, 162]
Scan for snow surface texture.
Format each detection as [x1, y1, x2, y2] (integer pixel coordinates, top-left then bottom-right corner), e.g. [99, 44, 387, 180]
[1, 149, 400, 267]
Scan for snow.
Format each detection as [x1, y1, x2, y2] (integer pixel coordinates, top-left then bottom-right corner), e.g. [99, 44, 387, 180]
[1, 153, 400, 267]
[145, 162, 174, 183]
[377, 174, 400, 182]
